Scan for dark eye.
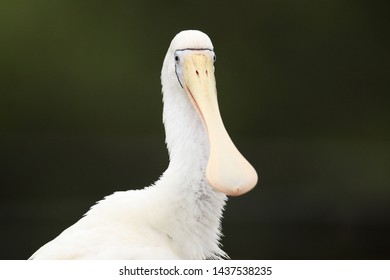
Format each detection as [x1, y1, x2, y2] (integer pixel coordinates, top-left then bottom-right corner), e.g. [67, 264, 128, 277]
[175, 55, 179, 63]
[213, 55, 216, 62]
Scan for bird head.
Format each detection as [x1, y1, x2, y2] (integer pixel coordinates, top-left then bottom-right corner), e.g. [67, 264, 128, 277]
[162, 30, 257, 196]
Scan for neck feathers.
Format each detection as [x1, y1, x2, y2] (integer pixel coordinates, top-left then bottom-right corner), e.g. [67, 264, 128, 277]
[159, 72, 228, 259]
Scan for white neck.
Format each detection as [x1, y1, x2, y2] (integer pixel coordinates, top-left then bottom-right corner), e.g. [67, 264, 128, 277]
[152, 67, 228, 259]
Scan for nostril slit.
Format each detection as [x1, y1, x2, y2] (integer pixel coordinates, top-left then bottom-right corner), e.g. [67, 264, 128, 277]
[206, 70, 208, 76]
[195, 70, 199, 75]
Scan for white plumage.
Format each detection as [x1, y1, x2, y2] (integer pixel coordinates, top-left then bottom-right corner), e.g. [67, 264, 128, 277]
[30, 30, 257, 260]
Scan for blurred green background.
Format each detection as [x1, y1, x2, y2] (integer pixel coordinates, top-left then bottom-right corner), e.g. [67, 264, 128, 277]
[1, 0, 389, 259]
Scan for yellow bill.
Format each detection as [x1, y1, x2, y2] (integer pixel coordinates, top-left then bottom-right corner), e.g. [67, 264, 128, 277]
[182, 51, 258, 196]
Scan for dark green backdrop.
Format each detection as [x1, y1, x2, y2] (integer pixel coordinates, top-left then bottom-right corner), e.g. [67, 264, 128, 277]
[1, 0, 389, 259]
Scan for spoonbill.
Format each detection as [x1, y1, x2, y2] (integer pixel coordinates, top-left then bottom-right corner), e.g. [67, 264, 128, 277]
[29, 30, 257, 260]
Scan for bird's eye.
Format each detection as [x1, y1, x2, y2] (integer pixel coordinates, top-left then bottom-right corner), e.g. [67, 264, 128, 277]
[175, 55, 179, 63]
[213, 55, 216, 62]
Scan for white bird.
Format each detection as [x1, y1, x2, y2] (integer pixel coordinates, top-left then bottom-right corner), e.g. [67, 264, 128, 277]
[29, 30, 258, 260]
